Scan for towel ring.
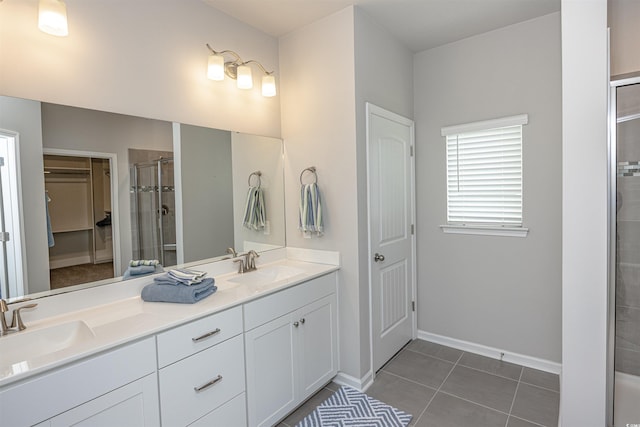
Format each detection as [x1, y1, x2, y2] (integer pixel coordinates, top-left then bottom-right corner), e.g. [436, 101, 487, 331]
[300, 167, 318, 185]
[248, 171, 262, 187]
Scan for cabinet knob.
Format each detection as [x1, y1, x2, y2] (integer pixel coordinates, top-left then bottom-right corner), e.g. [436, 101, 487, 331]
[300, 318, 305, 324]
[374, 253, 385, 262]
[293, 321, 299, 328]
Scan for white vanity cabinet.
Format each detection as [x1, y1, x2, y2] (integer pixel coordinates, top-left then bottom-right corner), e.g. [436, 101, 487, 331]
[156, 305, 247, 427]
[244, 273, 338, 427]
[0, 338, 159, 427]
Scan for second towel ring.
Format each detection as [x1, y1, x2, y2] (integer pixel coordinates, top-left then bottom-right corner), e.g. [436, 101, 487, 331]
[300, 167, 317, 185]
[248, 171, 262, 187]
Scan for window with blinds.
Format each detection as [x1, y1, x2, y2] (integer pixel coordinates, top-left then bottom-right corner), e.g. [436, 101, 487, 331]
[442, 114, 528, 228]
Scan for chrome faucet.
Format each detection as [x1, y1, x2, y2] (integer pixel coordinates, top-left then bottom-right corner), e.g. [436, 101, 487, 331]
[245, 250, 260, 272]
[233, 250, 260, 274]
[0, 299, 38, 335]
[0, 299, 10, 335]
[225, 247, 237, 258]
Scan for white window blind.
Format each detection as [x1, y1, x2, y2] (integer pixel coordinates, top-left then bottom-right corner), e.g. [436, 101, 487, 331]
[442, 115, 527, 227]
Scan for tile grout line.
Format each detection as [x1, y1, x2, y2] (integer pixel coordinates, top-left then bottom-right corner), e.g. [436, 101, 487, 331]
[518, 380, 561, 394]
[412, 350, 465, 426]
[405, 347, 462, 365]
[406, 347, 531, 383]
[504, 366, 524, 427]
[380, 369, 441, 392]
[508, 414, 548, 427]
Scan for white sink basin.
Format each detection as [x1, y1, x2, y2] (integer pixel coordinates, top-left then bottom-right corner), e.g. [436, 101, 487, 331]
[0, 320, 95, 370]
[227, 265, 305, 286]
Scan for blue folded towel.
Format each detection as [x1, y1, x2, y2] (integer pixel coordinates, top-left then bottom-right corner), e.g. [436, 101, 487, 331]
[123, 264, 164, 280]
[141, 278, 217, 304]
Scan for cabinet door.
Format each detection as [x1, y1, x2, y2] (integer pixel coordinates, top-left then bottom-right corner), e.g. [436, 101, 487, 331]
[296, 294, 338, 398]
[245, 314, 297, 427]
[49, 374, 159, 427]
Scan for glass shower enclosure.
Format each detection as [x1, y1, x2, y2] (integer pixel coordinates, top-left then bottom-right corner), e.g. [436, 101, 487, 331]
[131, 157, 176, 268]
[610, 74, 640, 426]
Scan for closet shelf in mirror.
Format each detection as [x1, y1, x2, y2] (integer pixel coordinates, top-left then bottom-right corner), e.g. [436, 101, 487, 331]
[44, 167, 91, 175]
[52, 226, 94, 234]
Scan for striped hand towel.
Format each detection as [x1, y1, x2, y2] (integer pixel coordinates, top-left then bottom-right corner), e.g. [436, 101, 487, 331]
[243, 186, 267, 230]
[299, 183, 323, 236]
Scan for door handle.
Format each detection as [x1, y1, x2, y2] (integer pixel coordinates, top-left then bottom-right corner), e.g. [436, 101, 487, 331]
[374, 253, 385, 262]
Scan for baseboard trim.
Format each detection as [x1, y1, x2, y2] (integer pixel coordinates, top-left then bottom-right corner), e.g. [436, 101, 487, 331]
[334, 370, 374, 392]
[418, 330, 562, 375]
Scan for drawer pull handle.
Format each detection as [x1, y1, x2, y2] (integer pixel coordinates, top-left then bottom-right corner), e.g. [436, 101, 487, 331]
[194, 375, 223, 393]
[192, 328, 221, 343]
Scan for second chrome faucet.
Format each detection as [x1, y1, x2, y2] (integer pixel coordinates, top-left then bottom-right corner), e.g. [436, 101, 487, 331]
[0, 299, 38, 335]
[233, 250, 260, 274]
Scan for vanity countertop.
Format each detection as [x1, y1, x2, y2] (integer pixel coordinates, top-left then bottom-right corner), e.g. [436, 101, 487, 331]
[0, 253, 339, 388]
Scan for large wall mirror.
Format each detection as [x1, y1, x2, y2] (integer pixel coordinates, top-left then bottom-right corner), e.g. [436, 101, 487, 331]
[0, 95, 285, 301]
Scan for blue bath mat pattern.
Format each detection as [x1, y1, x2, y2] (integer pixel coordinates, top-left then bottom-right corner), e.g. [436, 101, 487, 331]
[296, 385, 412, 427]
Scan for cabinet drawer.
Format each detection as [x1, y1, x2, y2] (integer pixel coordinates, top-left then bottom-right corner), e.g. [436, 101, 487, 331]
[159, 334, 245, 427]
[244, 273, 336, 331]
[189, 392, 247, 427]
[157, 305, 243, 368]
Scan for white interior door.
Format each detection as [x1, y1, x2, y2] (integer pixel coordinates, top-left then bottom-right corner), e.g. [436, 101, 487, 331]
[367, 103, 416, 373]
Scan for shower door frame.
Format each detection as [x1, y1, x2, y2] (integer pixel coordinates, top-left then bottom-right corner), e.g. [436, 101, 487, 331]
[608, 71, 640, 427]
[132, 157, 175, 266]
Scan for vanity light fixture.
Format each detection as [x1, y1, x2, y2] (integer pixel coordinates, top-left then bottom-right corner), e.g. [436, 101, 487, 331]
[206, 44, 276, 97]
[38, 0, 69, 37]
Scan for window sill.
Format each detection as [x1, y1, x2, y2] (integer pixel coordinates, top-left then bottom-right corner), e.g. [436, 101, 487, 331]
[440, 225, 529, 238]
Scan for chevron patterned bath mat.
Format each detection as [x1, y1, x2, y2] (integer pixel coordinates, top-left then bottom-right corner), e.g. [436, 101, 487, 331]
[296, 386, 412, 427]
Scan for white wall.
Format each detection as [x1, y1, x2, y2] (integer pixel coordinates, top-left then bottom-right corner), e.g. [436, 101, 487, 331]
[280, 7, 362, 381]
[280, 5, 414, 384]
[414, 13, 563, 363]
[231, 133, 285, 253]
[609, 0, 640, 76]
[41, 103, 173, 275]
[354, 8, 414, 377]
[0, 97, 49, 294]
[178, 125, 233, 263]
[561, 0, 609, 424]
[0, 0, 280, 137]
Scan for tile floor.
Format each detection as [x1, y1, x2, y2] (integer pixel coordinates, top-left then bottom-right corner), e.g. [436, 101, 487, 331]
[278, 339, 560, 427]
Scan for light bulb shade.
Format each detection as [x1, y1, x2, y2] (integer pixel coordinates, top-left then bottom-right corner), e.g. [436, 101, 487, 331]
[207, 54, 225, 81]
[38, 0, 68, 37]
[236, 65, 253, 89]
[261, 74, 277, 97]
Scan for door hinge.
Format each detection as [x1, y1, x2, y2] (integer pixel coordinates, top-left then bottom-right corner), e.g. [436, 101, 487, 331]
[0, 232, 9, 242]
[0, 157, 4, 167]
[411, 224, 414, 235]
[412, 301, 415, 312]
[410, 146, 414, 157]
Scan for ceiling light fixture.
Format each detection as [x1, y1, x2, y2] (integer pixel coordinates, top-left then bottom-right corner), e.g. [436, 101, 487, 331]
[38, 0, 69, 37]
[206, 44, 276, 97]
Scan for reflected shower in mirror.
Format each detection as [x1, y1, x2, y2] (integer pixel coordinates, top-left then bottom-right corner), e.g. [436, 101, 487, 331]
[0, 95, 285, 301]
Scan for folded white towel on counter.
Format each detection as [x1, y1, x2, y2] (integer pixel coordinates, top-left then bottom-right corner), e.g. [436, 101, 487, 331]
[153, 268, 207, 286]
[130, 259, 160, 267]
